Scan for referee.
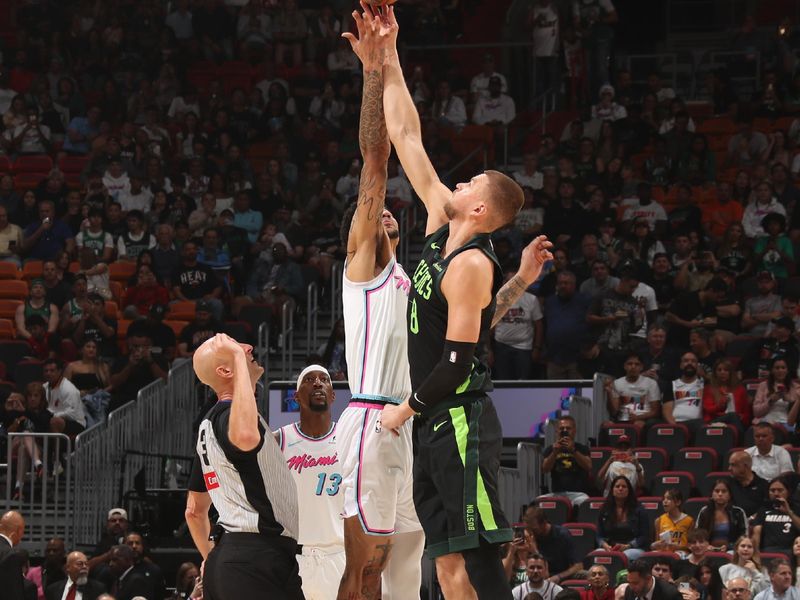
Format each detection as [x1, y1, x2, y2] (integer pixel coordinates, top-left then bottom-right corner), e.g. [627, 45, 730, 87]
[185, 333, 303, 599]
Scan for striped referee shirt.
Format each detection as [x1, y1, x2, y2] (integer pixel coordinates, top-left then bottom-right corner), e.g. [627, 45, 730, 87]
[189, 400, 298, 540]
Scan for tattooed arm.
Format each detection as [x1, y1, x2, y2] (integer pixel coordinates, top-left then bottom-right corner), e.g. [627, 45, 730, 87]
[491, 235, 554, 327]
[342, 7, 392, 283]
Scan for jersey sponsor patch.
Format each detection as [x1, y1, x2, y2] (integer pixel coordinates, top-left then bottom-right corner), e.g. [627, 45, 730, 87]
[204, 471, 220, 490]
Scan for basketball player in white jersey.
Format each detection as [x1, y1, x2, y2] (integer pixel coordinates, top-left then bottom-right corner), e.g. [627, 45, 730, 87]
[277, 365, 344, 600]
[335, 9, 425, 600]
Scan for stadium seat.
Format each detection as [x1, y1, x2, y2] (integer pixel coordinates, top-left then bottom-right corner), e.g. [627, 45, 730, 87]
[598, 423, 640, 447]
[633, 447, 670, 480]
[0, 279, 28, 300]
[12, 154, 53, 174]
[57, 155, 89, 174]
[682, 497, 709, 521]
[693, 424, 738, 456]
[672, 447, 719, 484]
[0, 156, 10, 173]
[698, 472, 734, 497]
[761, 552, 791, 565]
[169, 301, 197, 321]
[583, 550, 627, 575]
[108, 261, 137, 282]
[0, 299, 22, 319]
[645, 423, 690, 457]
[574, 497, 606, 526]
[13, 169, 49, 189]
[560, 580, 591, 591]
[116, 319, 132, 340]
[533, 495, 572, 523]
[649, 472, 696, 500]
[638, 496, 663, 523]
[14, 359, 44, 388]
[0, 340, 32, 373]
[0, 319, 13, 339]
[21, 260, 43, 281]
[109, 281, 124, 304]
[563, 522, 599, 560]
[0, 261, 19, 279]
[104, 300, 119, 319]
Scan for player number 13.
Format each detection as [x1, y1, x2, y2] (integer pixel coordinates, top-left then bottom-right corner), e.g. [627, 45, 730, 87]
[315, 472, 342, 496]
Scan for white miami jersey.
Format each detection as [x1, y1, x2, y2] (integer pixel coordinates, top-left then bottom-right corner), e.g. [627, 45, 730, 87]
[277, 422, 343, 549]
[343, 258, 412, 401]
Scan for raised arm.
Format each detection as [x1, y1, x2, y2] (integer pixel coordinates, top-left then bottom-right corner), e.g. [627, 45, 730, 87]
[342, 5, 392, 282]
[378, 4, 451, 235]
[491, 235, 553, 327]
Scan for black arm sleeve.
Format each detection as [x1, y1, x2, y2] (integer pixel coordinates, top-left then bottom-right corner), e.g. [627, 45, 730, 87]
[408, 339, 475, 413]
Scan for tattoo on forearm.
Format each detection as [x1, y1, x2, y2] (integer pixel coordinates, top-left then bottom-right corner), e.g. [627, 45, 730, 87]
[492, 275, 529, 327]
[359, 68, 388, 153]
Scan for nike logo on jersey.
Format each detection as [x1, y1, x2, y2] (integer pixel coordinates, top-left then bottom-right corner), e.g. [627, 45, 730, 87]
[431, 243, 440, 250]
[433, 420, 448, 432]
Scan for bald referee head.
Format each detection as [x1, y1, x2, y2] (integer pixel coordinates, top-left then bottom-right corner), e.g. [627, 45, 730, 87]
[193, 333, 264, 393]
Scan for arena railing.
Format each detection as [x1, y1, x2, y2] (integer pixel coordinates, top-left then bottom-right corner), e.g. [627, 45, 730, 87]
[517, 442, 542, 509]
[5, 432, 72, 547]
[306, 281, 319, 359]
[592, 372, 613, 442]
[498, 466, 524, 523]
[279, 300, 295, 380]
[330, 262, 343, 325]
[257, 322, 269, 373]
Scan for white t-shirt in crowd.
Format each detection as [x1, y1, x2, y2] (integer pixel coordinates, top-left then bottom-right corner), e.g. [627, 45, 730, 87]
[670, 377, 704, 421]
[494, 293, 543, 351]
[613, 375, 661, 421]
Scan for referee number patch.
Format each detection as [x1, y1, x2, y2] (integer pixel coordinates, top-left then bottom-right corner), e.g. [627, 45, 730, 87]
[204, 471, 220, 490]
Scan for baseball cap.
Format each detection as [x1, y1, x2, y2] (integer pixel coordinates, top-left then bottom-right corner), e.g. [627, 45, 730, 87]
[108, 508, 128, 520]
[773, 316, 795, 330]
[757, 270, 776, 281]
[196, 299, 212, 313]
[616, 435, 631, 447]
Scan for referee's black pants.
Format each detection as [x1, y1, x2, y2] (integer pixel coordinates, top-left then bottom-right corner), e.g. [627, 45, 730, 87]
[204, 532, 304, 600]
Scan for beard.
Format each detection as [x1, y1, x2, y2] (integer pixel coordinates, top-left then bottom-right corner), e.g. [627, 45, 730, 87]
[682, 366, 697, 378]
[76, 575, 88, 586]
[386, 227, 400, 240]
[309, 400, 329, 413]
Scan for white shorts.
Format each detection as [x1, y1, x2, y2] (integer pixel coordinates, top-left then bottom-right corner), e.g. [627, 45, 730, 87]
[297, 546, 346, 600]
[337, 401, 421, 535]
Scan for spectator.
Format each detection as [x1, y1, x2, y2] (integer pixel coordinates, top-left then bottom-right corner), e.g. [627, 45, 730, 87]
[746, 423, 794, 481]
[176, 300, 224, 362]
[512, 554, 563, 600]
[40, 259, 71, 310]
[122, 264, 170, 319]
[117, 173, 152, 214]
[666, 277, 728, 349]
[742, 182, 786, 239]
[754, 214, 794, 279]
[651, 489, 693, 553]
[472, 76, 516, 127]
[728, 451, 769, 518]
[702, 358, 751, 430]
[0, 203, 22, 267]
[104, 545, 151, 600]
[753, 559, 800, 600]
[62, 105, 101, 156]
[639, 323, 681, 385]
[108, 333, 168, 412]
[44, 358, 86, 437]
[88, 508, 129, 573]
[72, 293, 117, 362]
[674, 529, 713, 579]
[431, 81, 467, 131]
[514, 153, 544, 191]
[493, 268, 543, 379]
[667, 184, 703, 236]
[651, 557, 674, 583]
[523, 507, 582, 582]
[597, 436, 646, 493]
[231, 191, 262, 244]
[754, 476, 800, 557]
[127, 304, 176, 364]
[752, 358, 800, 432]
[21, 200, 75, 261]
[580, 260, 619, 299]
[604, 352, 662, 431]
[740, 317, 799, 380]
[625, 559, 682, 600]
[587, 265, 644, 374]
[661, 351, 705, 433]
[702, 182, 744, 243]
[26, 537, 66, 597]
[529, 1, 560, 94]
[63, 339, 111, 427]
[125, 531, 165, 600]
[15, 278, 58, 340]
[715, 223, 752, 279]
[695, 478, 748, 551]
[599, 476, 650, 561]
[3, 106, 51, 156]
[2, 392, 45, 501]
[169, 562, 199, 600]
[273, 0, 307, 67]
[541, 416, 592, 506]
[45, 551, 105, 600]
[580, 565, 614, 600]
[688, 328, 721, 377]
[621, 183, 668, 237]
[171, 241, 224, 321]
[718, 537, 769, 596]
[592, 85, 627, 121]
[152, 224, 180, 287]
[76, 207, 114, 263]
[116, 210, 156, 262]
[25, 314, 57, 360]
[470, 54, 508, 102]
[728, 121, 769, 168]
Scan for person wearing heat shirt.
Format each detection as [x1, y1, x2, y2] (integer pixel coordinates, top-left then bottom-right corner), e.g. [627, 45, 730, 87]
[604, 351, 662, 432]
[662, 352, 705, 435]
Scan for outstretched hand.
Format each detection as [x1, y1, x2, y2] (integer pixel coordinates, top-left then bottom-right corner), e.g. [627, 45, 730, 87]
[518, 235, 554, 284]
[342, 1, 398, 67]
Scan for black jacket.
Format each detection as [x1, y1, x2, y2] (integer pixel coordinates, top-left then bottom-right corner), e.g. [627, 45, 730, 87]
[45, 578, 106, 600]
[0, 537, 24, 600]
[624, 577, 683, 600]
